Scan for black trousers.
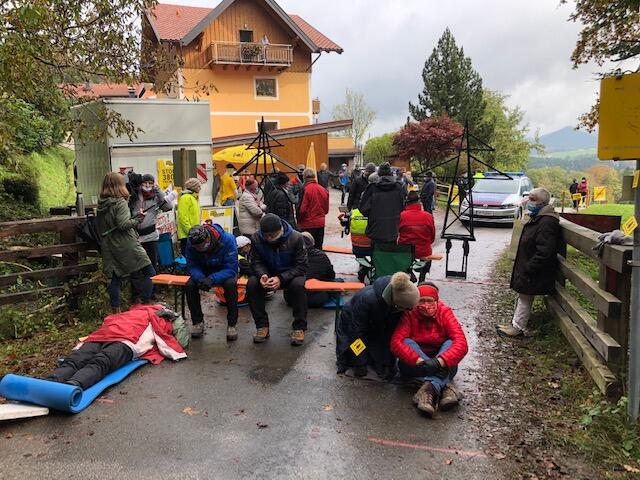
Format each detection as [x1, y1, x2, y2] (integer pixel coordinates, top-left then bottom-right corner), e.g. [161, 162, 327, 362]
[302, 227, 325, 249]
[247, 275, 308, 330]
[185, 276, 238, 326]
[142, 241, 158, 273]
[48, 342, 133, 390]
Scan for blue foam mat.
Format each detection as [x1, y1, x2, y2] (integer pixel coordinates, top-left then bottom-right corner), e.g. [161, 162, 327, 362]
[321, 296, 345, 309]
[0, 359, 147, 413]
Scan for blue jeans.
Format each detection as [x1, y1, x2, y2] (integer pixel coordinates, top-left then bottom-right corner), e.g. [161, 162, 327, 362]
[398, 339, 457, 394]
[107, 264, 156, 308]
[222, 198, 235, 206]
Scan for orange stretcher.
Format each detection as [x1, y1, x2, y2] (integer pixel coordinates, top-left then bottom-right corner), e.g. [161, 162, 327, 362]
[304, 279, 365, 323]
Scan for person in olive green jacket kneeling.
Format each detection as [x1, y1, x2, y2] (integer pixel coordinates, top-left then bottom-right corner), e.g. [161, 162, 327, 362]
[97, 172, 155, 313]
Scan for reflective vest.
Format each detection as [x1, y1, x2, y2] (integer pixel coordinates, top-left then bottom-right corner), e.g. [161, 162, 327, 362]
[214, 254, 247, 303]
[350, 209, 371, 249]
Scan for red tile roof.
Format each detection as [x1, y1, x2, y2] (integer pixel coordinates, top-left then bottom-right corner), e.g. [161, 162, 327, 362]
[63, 83, 146, 99]
[147, 2, 342, 53]
[148, 3, 211, 42]
[289, 15, 343, 54]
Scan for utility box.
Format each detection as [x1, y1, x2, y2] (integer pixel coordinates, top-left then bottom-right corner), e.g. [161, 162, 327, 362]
[72, 99, 214, 205]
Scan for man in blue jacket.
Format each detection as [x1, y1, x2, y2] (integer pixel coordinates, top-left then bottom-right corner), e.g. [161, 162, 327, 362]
[185, 224, 239, 341]
[248, 213, 309, 346]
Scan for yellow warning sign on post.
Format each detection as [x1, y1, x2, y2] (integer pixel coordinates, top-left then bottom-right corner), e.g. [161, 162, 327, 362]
[350, 338, 366, 356]
[623, 216, 638, 237]
[599, 73, 640, 161]
[201, 206, 234, 234]
[157, 159, 174, 191]
[593, 186, 607, 202]
[633, 170, 640, 189]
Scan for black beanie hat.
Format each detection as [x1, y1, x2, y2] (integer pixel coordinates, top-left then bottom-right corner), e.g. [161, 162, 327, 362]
[141, 174, 155, 183]
[260, 213, 282, 233]
[378, 162, 392, 176]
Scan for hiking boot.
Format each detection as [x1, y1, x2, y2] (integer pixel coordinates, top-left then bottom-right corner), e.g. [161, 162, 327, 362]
[290, 330, 305, 346]
[191, 323, 205, 338]
[353, 365, 368, 377]
[413, 382, 438, 418]
[439, 384, 462, 411]
[226, 326, 238, 342]
[496, 324, 524, 338]
[253, 327, 270, 343]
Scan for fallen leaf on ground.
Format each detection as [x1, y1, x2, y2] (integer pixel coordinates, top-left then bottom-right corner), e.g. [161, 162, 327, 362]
[322, 404, 334, 411]
[182, 407, 200, 416]
[96, 398, 114, 404]
[624, 465, 640, 474]
[234, 409, 246, 416]
[444, 458, 453, 465]
[256, 422, 269, 429]
[492, 452, 507, 460]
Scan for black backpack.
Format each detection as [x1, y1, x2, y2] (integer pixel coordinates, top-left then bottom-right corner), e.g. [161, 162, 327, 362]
[76, 215, 103, 251]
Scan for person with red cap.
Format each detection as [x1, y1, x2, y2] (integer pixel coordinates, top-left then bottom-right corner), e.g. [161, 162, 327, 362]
[390, 282, 468, 418]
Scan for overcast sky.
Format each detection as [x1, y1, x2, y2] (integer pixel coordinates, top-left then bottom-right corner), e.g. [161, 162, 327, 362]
[167, 0, 607, 138]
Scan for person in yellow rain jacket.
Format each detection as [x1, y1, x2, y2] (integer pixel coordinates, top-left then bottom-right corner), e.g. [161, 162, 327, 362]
[219, 164, 238, 206]
[177, 178, 201, 253]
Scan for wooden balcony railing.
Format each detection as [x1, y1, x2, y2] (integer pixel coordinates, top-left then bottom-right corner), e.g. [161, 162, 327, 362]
[204, 41, 293, 68]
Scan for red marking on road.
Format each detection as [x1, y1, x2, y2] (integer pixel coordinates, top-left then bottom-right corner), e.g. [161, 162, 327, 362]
[367, 436, 487, 459]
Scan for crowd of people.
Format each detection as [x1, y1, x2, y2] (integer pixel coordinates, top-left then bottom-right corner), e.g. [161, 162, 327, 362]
[88, 162, 560, 418]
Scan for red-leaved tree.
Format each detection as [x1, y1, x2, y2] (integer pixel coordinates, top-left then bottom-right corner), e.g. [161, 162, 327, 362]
[393, 115, 463, 170]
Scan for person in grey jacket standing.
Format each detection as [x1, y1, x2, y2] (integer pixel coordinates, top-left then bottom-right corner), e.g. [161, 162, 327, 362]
[238, 177, 266, 235]
[131, 174, 173, 273]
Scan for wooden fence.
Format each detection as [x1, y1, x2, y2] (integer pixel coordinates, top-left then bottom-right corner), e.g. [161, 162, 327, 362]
[546, 219, 633, 398]
[0, 217, 98, 306]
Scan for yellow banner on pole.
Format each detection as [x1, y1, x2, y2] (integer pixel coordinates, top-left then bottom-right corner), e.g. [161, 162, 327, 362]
[633, 170, 640, 189]
[201, 206, 234, 234]
[622, 216, 638, 237]
[157, 159, 174, 191]
[593, 186, 607, 202]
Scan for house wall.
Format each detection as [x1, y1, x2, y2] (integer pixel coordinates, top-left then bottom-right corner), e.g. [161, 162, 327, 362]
[174, 0, 313, 138]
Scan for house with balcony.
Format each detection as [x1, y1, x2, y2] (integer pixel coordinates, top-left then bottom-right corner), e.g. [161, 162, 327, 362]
[144, 0, 344, 140]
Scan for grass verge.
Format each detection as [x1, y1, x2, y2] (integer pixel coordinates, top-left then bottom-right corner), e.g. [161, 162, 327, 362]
[476, 252, 640, 479]
[581, 204, 635, 225]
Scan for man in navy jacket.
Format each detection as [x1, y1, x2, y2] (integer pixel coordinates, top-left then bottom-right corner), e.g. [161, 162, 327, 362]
[248, 214, 309, 346]
[185, 224, 239, 341]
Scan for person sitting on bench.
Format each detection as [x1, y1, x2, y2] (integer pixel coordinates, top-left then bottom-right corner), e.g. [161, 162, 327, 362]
[185, 224, 239, 341]
[298, 231, 338, 308]
[390, 283, 468, 418]
[247, 213, 308, 346]
[47, 305, 187, 390]
[335, 272, 419, 379]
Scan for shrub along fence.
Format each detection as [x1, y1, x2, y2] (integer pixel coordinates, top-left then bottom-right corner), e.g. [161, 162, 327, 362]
[545, 219, 633, 398]
[0, 217, 98, 307]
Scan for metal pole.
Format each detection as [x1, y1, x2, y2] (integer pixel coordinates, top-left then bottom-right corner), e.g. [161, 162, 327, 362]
[628, 158, 640, 422]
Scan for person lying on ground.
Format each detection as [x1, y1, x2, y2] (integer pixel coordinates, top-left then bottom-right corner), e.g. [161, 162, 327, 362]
[398, 190, 436, 259]
[335, 272, 419, 379]
[497, 187, 560, 338]
[390, 283, 468, 418]
[298, 231, 337, 308]
[248, 213, 309, 346]
[185, 224, 239, 341]
[47, 305, 188, 390]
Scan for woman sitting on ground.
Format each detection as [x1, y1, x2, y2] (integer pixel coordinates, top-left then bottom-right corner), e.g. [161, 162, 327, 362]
[390, 282, 468, 418]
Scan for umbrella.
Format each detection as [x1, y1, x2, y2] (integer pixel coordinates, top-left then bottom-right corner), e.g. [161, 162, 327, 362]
[213, 145, 280, 175]
[306, 142, 317, 171]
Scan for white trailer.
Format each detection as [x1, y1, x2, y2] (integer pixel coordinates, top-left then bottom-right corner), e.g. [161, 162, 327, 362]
[73, 99, 214, 205]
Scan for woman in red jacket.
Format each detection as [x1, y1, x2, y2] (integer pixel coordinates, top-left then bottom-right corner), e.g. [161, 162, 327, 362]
[297, 168, 330, 248]
[390, 283, 468, 418]
[398, 191, 435, 259]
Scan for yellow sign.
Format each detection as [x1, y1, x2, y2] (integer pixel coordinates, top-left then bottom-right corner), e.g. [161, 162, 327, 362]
[201, 206, 234, 234]
[157, 159, 174, 191]
[350, 338, 366, 356]
[593, 186, 607, 202]
[634, 170, 640, 189]
[622, 216, 638, 237]
[599, 73, 640, 161]
[448, 185, 460, 206]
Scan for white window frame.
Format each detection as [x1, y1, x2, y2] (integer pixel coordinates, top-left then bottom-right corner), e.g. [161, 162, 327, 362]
[256, 119, 280, 132]
[254, 76, 279, 100]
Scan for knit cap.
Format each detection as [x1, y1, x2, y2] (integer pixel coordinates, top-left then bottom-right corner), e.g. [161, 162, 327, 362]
[184, 178, 201, 192]
[390, 272, 419, 309]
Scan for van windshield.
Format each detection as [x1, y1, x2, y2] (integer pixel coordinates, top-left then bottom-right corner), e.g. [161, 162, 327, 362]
[472, 179, 519, 194]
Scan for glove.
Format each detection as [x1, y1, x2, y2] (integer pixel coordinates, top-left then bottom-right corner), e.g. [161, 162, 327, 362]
[421, 358, 450, 379]
[198, 277, 214, 291]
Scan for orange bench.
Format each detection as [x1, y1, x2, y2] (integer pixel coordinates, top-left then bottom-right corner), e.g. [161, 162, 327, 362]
[322, 245, 353, 255]
[305, 279, 365, 323]
[152, 275, 190, 316]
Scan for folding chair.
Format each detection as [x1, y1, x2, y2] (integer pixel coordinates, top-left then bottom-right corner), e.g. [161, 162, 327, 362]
[157, 233, 187, 273]
[370, 243, 414, 280]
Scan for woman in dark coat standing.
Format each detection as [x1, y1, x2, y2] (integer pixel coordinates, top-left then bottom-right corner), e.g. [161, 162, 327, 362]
[497, 188, 561, 337]
[359, 162, 405, 244]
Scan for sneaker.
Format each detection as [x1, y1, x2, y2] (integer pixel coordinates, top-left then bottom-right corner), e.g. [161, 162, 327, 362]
[413, 382, 438, 418]
[191, 323, 205, 338]
[290, 329, 305, 346]
[439, 384, 462, 411]
[226, 326, 238, 342]
[253, 327, 270, 343]
[496, 324, 524, 338]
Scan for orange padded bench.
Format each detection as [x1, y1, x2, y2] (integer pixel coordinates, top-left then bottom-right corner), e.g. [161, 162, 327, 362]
[305, 279, 364, 323]
[322, 245, 353, 255]
[152, 274, 190, 316]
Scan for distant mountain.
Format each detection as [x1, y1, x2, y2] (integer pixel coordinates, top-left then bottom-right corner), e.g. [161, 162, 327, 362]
[539, 126, 597, 152]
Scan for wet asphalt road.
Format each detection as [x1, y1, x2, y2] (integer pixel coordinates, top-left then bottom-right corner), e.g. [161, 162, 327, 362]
[0, 190, 513, 480]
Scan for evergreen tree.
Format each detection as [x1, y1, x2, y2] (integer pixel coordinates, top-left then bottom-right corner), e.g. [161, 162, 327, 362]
[409, 28, 489, 140]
